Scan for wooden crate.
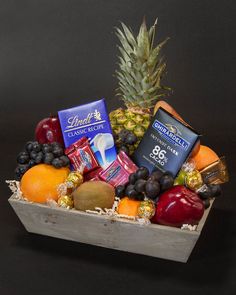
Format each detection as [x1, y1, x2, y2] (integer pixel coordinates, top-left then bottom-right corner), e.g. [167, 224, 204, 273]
[8, 194, 213, 263]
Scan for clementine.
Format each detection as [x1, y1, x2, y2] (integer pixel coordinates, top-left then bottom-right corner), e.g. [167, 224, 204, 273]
[117, 197, 141, 217]
[191, 145, 219, 171]
[20, 164, 70, 203]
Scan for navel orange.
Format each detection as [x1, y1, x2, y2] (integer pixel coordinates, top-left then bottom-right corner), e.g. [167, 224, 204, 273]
[117, 197, 141, 217]
[191, 145, 219, 171]
[20, 164, 70, 203]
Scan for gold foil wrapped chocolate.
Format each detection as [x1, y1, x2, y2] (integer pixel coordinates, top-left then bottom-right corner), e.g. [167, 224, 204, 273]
[57, 171, 83, 202]
[66, 171, 83, 189]
[138, 200, 156, 219]
[58, 195, 74, 209]
[185, 170, 203, 190]
[200, 156, 229, 185]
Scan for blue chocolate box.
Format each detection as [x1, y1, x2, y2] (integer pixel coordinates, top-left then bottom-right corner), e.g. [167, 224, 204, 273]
[58, 98, 117, 168]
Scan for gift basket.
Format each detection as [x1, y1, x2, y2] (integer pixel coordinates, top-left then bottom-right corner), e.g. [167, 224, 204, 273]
[7, 19, 229, 262]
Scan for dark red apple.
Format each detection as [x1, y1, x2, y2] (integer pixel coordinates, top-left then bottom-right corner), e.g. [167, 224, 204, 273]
[35, 116, 64, 145]
[152, 185, 204, 227]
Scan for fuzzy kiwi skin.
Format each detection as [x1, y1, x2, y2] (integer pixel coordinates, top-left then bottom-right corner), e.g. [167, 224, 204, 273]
[72, 181, 115, 211]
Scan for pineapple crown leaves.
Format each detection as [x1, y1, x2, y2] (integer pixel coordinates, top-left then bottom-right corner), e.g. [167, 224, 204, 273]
[115, 18, 170, 109]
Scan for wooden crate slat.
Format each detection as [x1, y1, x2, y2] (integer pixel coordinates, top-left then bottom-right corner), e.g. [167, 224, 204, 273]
[8, 195, 213, 263]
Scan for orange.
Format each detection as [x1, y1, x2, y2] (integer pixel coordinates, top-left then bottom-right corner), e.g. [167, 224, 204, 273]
[20, 164, 70, 203]
[117, 197, 141, 217]
[153, 100, 185, 123]
[191, 145, 219, 171]
[191, 140, 201, 158]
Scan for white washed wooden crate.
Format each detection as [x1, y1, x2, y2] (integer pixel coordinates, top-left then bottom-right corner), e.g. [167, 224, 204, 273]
[8, 194, 213, 263]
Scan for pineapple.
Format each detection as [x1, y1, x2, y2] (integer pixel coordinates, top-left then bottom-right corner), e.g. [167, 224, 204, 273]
[110, 18, 170, 145]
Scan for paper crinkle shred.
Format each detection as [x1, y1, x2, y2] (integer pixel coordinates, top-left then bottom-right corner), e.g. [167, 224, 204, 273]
[6, 180, 25, 200]
[181, 224, 197, 231]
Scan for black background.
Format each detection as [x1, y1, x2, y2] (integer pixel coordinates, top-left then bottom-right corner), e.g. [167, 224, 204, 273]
[0, 1, 236, 294]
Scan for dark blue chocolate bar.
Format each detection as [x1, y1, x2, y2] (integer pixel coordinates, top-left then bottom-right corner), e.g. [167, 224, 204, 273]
[133, 108, 200, 177]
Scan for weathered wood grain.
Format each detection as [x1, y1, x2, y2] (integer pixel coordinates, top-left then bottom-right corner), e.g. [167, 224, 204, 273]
[8, 194, 213, 263]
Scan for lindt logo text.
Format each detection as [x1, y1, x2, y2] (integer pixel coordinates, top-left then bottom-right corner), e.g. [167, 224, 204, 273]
[66, 110, 102, 129]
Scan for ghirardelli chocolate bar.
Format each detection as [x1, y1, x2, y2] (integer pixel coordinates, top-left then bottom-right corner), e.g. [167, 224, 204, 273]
[133, 108, 200, 177]
[58, 98, 117, 168]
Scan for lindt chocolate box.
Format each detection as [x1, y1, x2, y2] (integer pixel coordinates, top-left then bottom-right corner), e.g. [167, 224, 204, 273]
[58, 98, 117, 168]
[133, 108, 200, 177]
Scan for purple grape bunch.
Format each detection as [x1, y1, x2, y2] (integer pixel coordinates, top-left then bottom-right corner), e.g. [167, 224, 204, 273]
[115, 166, 174, 201]
[15, 141, 70, 180]
[117, 129, 138, 155]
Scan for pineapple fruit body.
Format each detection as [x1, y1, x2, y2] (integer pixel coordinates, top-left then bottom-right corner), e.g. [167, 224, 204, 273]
[109, 18, 170, 152]
[109, 108, 150, 145]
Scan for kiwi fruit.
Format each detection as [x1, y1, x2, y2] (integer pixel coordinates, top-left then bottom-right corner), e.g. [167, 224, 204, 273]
[72, 181, 115, 211]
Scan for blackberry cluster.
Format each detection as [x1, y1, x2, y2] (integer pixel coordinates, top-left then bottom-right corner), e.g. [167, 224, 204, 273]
[115, 166, 174, 201]
[116, 129, 138, 155]
[15, 141, 70, 180]
[198, 184, 222, 209]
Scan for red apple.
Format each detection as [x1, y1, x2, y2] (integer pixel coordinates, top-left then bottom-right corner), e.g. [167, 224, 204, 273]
[152, 185, 204, 227]
[35, 116, 64, 145]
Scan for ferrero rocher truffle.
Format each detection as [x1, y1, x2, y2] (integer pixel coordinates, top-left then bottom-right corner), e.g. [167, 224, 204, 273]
[185, 170, 203, 191]
[138, 200, 156, 219]
[72, 181, 115, 211]
[58, 195, 74, 209]
[66, 171, 83, 188]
